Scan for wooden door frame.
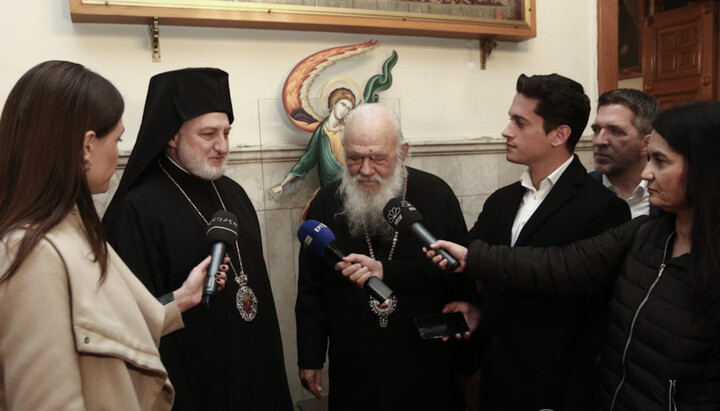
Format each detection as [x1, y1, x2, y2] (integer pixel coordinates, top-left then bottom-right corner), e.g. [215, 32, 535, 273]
[598, 0, 620, 94]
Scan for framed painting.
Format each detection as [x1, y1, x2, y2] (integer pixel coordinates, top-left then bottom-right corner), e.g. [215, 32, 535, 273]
[70, 0, 535, 41]
[618, 0, 644, 79]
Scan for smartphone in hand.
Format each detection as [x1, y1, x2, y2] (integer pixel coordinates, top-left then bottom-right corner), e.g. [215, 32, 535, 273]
[414, 312, 469, 340]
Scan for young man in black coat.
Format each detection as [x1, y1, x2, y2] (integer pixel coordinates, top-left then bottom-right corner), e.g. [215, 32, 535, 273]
[447, 74, 631, 410]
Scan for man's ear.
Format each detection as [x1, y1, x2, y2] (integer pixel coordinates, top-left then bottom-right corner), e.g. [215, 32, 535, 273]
[168, 132, 180, 150]
[83, 130, 96, 159]
[400, 142, 409, 160]
[551, 125, 571, 147]
[640, 133, 651, 157]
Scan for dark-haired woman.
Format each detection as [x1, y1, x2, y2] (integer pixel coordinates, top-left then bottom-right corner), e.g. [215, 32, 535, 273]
[427, 100, 720, 410]
[0, 61, 226, 410]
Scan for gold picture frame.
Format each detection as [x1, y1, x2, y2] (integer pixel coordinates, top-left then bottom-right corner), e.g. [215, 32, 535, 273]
[70, 0, 535, 41]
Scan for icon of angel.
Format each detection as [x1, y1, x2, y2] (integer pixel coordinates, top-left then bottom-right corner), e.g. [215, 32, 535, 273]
[268, 40, 398, 202]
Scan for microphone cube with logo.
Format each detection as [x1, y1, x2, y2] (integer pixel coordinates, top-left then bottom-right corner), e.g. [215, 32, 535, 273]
[382, 197, 459, 271]
[204, 210, 238, 308]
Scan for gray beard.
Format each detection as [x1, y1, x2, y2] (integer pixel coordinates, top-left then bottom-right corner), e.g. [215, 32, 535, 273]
[338, 163, 408, 241]
[176, 140, 226, 181]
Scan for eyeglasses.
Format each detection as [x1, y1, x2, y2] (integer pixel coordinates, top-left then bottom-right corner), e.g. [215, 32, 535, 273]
[345, 153, 390, 166]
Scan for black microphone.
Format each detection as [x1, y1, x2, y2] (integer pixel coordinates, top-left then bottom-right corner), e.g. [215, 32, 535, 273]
[383, 198, 460, 271]
[297, 220, 394, 303]
[203, 210, 239, 308]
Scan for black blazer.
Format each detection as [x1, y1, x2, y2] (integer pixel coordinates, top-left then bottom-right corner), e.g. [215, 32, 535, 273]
[466, 155, 630, 411]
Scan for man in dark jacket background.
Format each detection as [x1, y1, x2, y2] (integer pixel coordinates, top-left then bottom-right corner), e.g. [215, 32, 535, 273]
[589, 88, 661, 218]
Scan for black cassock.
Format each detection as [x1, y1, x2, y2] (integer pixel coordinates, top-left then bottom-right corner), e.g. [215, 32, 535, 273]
[296, 167, 476, 411]
[104, 156, 292, 411]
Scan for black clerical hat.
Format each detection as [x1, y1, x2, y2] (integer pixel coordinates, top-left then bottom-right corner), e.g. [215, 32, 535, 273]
[104, 67, 233, 222]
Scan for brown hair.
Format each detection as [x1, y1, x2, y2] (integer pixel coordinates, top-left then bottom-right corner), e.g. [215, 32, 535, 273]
[0, 60, 124, 283]
[327, 87, 356, 110]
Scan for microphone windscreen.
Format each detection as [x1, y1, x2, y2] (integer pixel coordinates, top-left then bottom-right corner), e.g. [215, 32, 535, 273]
[206, 210, 239, 244]
[383, 198, 423, 233]
[297, 220, 336, 256]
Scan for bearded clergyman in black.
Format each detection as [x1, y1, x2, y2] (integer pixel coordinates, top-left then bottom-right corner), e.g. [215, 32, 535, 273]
[103, 68, 292, 411]
[295, 103, 475, 410]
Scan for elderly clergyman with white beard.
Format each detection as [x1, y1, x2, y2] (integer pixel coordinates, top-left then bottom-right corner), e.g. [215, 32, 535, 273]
[295, 103, 475, 411]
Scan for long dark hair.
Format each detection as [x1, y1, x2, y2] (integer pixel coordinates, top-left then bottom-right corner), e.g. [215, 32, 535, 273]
[0, 60, 124, 283]
[652, 100, 720, 313]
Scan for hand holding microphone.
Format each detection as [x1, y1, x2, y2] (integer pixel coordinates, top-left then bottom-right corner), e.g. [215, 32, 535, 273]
[173, 255, 229, 313]
[425, 239, 468, 273]
[382, 198, 460, 271]
[297, 220, 394, 303]
[203, 210, 239, 308]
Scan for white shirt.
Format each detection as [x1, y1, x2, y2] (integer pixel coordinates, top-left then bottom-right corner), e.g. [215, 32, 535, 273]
[510, 156, 574, 246]
[601, 174, 650, 218]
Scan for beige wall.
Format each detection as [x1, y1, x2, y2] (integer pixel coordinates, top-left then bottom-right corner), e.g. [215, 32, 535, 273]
[2, 0, 600, 406]
[1, 2, 600, 153]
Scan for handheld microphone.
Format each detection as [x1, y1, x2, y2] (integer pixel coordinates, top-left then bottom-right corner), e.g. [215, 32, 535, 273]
[297, 220, 394, 303]
[382, 198, 460, 271]
[203, 210, 239, 308]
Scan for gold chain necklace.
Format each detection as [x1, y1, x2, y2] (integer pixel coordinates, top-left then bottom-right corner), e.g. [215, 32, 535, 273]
[159, 160, 258, 321]
[363, 228, 399, 261]
[364, 176, 408, 328]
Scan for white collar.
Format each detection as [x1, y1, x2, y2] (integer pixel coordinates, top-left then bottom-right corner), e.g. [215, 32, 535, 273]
[601, 174, 649, 197]
[165, 153, 191, 175]
[518, 155, 574, 192]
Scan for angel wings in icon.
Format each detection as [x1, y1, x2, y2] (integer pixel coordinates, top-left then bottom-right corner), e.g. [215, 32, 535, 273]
[268, 40, 398, 203]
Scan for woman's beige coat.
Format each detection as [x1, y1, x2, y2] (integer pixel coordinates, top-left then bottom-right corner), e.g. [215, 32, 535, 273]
[0, 211, 184, 410]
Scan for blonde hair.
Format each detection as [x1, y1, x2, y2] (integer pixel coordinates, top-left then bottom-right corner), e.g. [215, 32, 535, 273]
[328, 87, 356, 110]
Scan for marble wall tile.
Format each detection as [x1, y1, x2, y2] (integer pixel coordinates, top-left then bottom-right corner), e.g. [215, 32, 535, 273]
[224, 162, 264, 212]
[262, 160, 322, 211]
[460, 194, 490, 230]
[402, 155, 423, 170]
[406, 154, 499, 198]
[263, 208, 304, 402]
[290, 208, 306, 282]
[454, 155, 500, 196]
[496, 154, 526, 187]
[406, 154, 464, 192]
[257, 210, 269, 268]
[264, 209, 297, 287]
[93, 171, 124, 217]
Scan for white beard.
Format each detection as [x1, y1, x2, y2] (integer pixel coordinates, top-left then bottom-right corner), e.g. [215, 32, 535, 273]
[176, 140, 226, 181]
[338, 162, 407, 241]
